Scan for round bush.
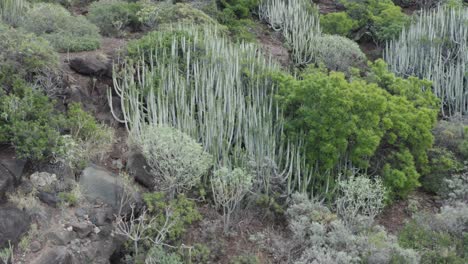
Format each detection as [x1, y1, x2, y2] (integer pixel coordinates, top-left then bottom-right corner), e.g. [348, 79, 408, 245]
[21, 3, 100, 52]
[0, 23, 59, 87]
[313, 35, 366, 73]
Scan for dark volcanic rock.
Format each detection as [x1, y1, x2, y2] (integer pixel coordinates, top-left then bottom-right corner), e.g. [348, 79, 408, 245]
[0, 205, 30, 247]
[69, 55, 110, 77]
[126, 151, 154, 189]
[32, 246, 73, 264]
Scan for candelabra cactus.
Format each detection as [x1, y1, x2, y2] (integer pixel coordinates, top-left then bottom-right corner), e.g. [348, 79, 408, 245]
[385, 5, 468, 117]
[110, 25, 312, 195]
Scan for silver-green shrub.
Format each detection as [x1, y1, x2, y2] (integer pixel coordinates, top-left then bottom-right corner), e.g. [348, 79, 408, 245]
[385, 5, 468, 116]
[335, 175, 386, 230]
[21, 3, 100, 52]
[211, 167, 252, 233]
[132, 125, 212, 196]
[287, 193, 418, 264]
[312, 35, 366, 73]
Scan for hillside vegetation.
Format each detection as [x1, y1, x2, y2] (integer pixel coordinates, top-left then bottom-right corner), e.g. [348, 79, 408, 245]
[0, 0, 467, 263]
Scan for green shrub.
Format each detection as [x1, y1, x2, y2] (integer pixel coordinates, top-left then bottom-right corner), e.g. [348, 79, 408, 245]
[217, 0, 258, 41]
[145, 246, 182, 264]
[21, 3, 100, 52]
[276, 59, 438, 197]
[55, 103, 114, 169]
[320, 12, 357, 36]
[58, 191, 79, 207]
[0, 24, 59, 90]
[87, 0, 142, 37]
[143, 192, 202, 241]
[399, 219, 466, 264]
[0, 86, 65, 160]
[420, 147, 461, 194]
[137, 2, 219, 31]
[458, 126, 468, 159]
[340, 0, 409, 43]
[230, 254, 259, 264]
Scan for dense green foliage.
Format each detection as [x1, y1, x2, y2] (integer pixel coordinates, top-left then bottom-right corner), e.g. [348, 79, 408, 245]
[216, 0, 258, 41]
[320, 12, 357, 36]
[143, 192, 202, 241]
[399, 205, 468, 264]
[0, 24, 59, 89]
[138, 2, 219, 31]
[420, 147, 462, 194]
[338, 0, 409, 43]
[0, 86, 64, 160]
[276, 60, 438, 197]
[21, 3, 101, 52]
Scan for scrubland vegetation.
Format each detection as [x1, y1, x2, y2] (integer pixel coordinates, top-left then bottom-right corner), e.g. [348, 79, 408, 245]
[0, 0, 467, 263]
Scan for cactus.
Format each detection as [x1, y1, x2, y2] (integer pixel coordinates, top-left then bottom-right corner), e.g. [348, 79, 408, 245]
[385, 5, 468, 117]
[0, 0, 28, 26]
[259, 0, 321, 65]
[110, 25, 312, 195]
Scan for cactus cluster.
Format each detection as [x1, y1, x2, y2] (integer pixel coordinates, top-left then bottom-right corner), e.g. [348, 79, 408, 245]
[259, 0, 321, 65]
[385, 5, 468, 117]
[110, 26, 312, 195]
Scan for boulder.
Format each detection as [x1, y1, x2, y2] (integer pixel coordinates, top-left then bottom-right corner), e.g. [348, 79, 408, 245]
[79, 165, 124, 209]
[46, 229, 77, 246]
[126, 151, 154, 189]
[0, 145, 26, 200]
[0, 165, 13, 200]
[0, 205, 30, 247]
[69, 55, 110, 77]
[37, 191, 60, 208]
[31, 246, 73, 264]
[69, 222, 94, 239]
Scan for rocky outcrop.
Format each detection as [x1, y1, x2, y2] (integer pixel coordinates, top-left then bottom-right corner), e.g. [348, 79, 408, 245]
[0, 205, 30, 247]
[69, 55, 111, 77]
[0, 145, 26, 201]
[126, 150, 154, 189]
[32, 246, 74, 264]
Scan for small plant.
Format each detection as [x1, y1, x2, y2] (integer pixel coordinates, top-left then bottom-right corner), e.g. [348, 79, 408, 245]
[143, 192, 202, 241]
[0, 241, 13, 264]
[229, 254, 259, 264]
[335, 175, 386, 229]
[18, 223, 38, 253]
[211, 167, 252, 233]
[145, 246, 182, 264]
[58, 191, 78, 207]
